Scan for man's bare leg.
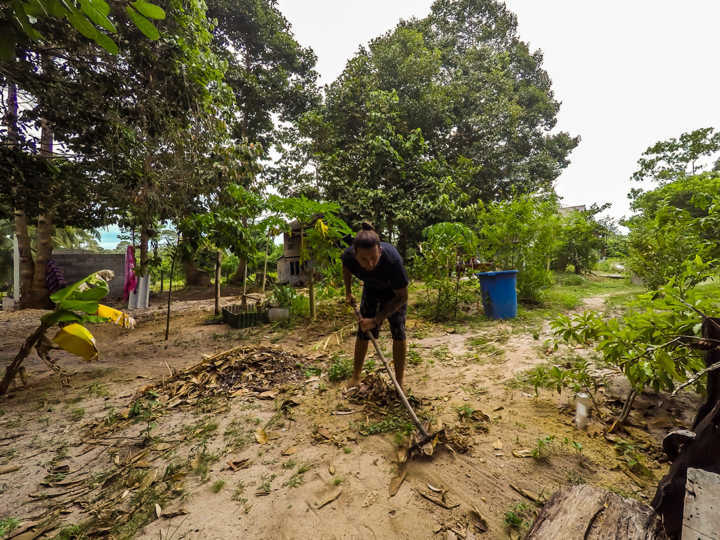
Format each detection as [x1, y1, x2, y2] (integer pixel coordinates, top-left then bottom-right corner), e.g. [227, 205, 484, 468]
[349, 337, 369, 387]
[392, 339, 407, 389]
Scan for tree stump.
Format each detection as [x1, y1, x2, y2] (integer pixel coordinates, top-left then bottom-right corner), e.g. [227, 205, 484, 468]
[525, 485, 665, 539]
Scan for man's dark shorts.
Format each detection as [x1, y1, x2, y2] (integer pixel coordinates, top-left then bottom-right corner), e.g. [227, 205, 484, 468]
[357, 287, 406, 341]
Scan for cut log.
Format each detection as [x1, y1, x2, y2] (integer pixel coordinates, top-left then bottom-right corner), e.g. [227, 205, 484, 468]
[526, 485, 665, 540]
[683, 468, 720, 540]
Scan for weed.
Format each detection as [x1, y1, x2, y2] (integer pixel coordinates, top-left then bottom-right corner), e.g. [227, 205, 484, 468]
[54, 523, 88, 539]
[69, 408, 85, 422]
[190, 443, 219, 481]
[211, 480, 225, 493]
[258, 473, 275, 494]
[363, 357, 376, 373]
[0, 518, 19, 537]
[333, 476, 344, 486]
[355, 415, 415, 436]
[431, 345, 452, 362]
[328, 355, 353, 382]
[504, 502, 532, 531]
[284, 463, 312, 488]
[531, 435, 556, 460]
[282, 459, 297, 470]
[231, 481, 246, 501]
[304, 366, 322, 378]
[88, 382, 109, 398]
[184, 419, 218, 442]
[343, 446, 352, 454]
[456, 404, 476, 420]
[407, 349, 423, 365]
[103, 408, 120, 426]
[566, 470, 586, 485]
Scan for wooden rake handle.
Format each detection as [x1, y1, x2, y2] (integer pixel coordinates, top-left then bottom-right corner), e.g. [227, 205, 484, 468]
[352, 305, 429, 439]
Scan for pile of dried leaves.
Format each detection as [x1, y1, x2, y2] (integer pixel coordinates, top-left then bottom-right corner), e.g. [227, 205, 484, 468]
[345, 372, 421, 408]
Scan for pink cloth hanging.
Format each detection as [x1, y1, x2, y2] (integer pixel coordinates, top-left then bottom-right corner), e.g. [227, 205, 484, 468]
[123, 245, 138, 301]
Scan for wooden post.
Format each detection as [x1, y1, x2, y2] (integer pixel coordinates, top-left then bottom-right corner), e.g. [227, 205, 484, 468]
[214, 250, 221, 316]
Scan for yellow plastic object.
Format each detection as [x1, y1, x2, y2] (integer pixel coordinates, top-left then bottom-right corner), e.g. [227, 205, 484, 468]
[97, 304, 136, 329]
[52, 323, 98, 362]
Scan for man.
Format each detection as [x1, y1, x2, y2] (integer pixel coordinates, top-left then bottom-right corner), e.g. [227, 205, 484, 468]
[341, 223, 409, 388]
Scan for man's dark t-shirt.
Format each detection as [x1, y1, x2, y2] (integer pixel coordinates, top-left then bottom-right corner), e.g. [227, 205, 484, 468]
[341, 242, 409, 296]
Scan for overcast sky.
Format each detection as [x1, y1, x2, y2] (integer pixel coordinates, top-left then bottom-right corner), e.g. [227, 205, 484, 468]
[276, 0, 720, 220]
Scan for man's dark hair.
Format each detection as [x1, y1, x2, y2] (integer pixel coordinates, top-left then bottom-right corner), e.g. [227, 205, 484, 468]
[353, 222, 380, 250]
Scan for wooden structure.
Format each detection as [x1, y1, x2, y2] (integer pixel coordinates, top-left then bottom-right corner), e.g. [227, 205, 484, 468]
[276, 219, 312, 287]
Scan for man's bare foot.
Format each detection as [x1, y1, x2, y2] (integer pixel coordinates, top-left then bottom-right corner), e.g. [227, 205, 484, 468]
[344, 377, 360, 391]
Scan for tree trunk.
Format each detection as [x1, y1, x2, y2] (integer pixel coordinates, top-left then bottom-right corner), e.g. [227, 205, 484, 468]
[182, 251, 210, 287]
[398, 230, 408, 261]
[14, 210, 34, 306]
[229, 257, 247, 286]
[214, 250, 222, 316]
[28, 213, 53, 308]
[0, 323, 49, 396]
[262, 234, 270, 293]
[527, 485, 665, 539]
[139, 228, 149, 275]
[309, 265, 315, 320]
[26, 118, 56, 308]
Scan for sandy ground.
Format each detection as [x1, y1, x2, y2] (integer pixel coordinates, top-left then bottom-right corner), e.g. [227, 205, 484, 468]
[0, 288, 700, 539]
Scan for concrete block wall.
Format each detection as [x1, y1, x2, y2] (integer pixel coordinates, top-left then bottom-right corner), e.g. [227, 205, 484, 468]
[52, 251, 125, 299]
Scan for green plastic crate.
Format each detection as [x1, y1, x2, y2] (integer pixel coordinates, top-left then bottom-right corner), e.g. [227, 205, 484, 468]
[222, 304, 269, 329]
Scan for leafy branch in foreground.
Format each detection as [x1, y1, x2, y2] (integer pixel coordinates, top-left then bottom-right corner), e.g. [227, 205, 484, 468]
[549, 256, 718, 429]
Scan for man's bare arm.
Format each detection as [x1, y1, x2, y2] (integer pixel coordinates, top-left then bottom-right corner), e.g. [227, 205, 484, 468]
[374, 287, 408, 326]
[343, 266, 355, 305]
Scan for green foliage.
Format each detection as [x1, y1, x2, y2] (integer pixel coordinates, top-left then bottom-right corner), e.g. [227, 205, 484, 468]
[531, 435, 556, 460]
[632, 127, 720, 184]
[626, 175, 720, 289]
[328, 355, 353, 382]
[551, 257, 717, 400]
[416, 222, 479, 321]
[271, 285, 296, 308]
[1, 0, 165, 59]
[554, 205, 612, 274]
[476, 194, 560, 303]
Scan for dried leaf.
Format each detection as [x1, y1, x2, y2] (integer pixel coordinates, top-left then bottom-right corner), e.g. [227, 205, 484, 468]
[258, 390, 277, 400]
[389, 464, 407, 497]
[155, 503, 162, 518]
[329, 465, 336, 475]
[0, 465, 20, 475]
[255, 428, 268, 445]
[512, 449, 533, 458]
[493, 439, 503, 450]
[470, 505, 489, 532]
[312, 487, 342, 509]
[281, 447, 297, 456]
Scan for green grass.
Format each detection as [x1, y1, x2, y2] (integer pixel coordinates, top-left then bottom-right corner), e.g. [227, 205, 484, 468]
[0, 518, 19, 537]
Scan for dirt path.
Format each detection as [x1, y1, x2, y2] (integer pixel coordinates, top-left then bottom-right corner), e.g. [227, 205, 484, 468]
[0, 290, 696, 539]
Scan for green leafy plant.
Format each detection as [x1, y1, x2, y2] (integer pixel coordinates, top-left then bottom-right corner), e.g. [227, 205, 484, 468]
[476, 194, 560, 303]
[328, 355, 353, 382]
[0, 517, 19, 537]
[550, 256, 718, 429]
[416, 222, 480, 321]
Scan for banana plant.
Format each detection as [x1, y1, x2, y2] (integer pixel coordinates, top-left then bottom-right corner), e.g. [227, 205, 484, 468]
[0, 271, 135, 395]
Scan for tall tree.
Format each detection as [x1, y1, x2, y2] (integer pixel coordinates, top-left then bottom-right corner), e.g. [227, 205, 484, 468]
[273, 0, 577, 256]
[206, 0, 319, 148]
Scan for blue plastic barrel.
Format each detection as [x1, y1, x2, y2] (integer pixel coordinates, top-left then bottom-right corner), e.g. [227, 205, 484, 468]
[476, 270, 518, 319]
